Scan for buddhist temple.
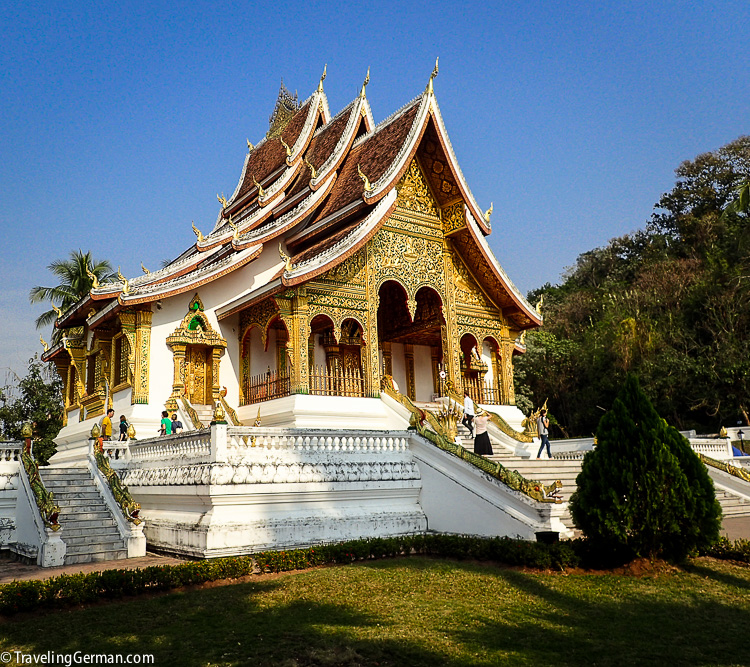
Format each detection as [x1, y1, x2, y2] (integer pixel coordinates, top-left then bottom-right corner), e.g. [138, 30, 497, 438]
[18, 66, 566, 564]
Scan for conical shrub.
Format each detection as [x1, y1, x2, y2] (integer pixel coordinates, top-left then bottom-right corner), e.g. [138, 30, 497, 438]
[569, 375, 721, 561]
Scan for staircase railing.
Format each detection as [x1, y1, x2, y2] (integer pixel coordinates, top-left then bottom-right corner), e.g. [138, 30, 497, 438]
[699, 453, 750, 483]
[89, 425, 141, 524]
[181, 396, 204, 429]
[380, 377, 561, 503]
[444, 385, 534, 444]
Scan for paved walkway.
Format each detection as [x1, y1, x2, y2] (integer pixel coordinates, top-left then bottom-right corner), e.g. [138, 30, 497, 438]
[0, 553, 188, 584]
[722, 516, 750, 541]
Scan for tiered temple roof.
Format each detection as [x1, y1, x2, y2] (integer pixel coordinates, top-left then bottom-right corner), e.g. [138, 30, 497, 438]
[48, 68, 540, 357]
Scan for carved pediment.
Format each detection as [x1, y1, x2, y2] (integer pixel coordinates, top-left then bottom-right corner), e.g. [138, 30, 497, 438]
[395, 159, 440, 219]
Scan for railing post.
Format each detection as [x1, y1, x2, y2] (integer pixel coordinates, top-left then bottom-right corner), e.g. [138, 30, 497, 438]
[210, 423, 228, 463]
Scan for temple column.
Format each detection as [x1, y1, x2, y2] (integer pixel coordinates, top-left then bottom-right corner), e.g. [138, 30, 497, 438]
[381, 341, 392, 377]
[431, 346, 441, 396]
[404, 344, 415, 400]
[440, 245, 462, 390]
[166, 344, 186, 411]
[132, 310, 152, 405]
[211, 347, 223, 405]
[499, 338, 516, 405]
[279, 288, 310, 394]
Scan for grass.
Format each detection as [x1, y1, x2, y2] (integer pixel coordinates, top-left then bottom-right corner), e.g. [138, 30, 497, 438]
[1, 557, 750, 666]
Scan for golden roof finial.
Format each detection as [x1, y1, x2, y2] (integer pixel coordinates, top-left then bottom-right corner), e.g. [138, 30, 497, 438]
[227, 214, 240, 240]
[426, 57, 439, 94]
[192, 221, 204, 243]
[484, 202, 493, 223]
[305, 156, 318, 179]
[278, 243, 293, 272]
[253, 176, 266, 198]
[217, 193, 229, 209]
[117, 267, 130, 295]
[40, 334, 49, 352]
[51, 302, 63, 319]
[535, 294, 545, 316]
[85, 267, 100, 289]
[359, 66, 370, 98]
[317, 64, 327, 93]
[357, 164, 374, 192]
[254, 406, 262, 427]
[141, 262, 150, 275]
[280, 136, 292, 157]
[247, 138, 254, 151]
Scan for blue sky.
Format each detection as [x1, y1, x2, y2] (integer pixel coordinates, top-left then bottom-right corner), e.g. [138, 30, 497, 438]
[1, 0, 748, 379]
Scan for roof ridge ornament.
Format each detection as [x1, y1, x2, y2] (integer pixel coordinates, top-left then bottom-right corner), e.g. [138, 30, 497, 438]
[484, 202, 493, 223]
[305, 156, 318, 178]
[51, 302, 63, 319]
[426, 57, 439, 94]
[252, 176, 266, 198]
[359, 66, 370, 99]
[357, 164, 374, 192]
[228, 214, 240, 240]
[85, 266, 100, 290]
[317, 64, 327, 93]
[280, 136, 292, 157]
[217, 193, 229, 209]
[278, 243, 293, 272]
[192, 221, 204, 243]
[141, 262, 150, 275]
[40, 334, 48, 352]
[117, 267, 130, 295]
[247, 138, 254, 152]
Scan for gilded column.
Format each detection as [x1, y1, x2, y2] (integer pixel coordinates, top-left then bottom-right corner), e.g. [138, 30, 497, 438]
[491, 347, 503, 403]
[132, 309, 152, 404]
[279, 288, 310, 394]
[404, 344, 415, 400]
[500, 338, 516, 405]
[431, 346, 441, 395]
[119, 311, 137, 389]
[211, 347, 223, 405]
[381, 341, 393, 377]
[167, 343, 186, 411]
[364, 245, 381, 397]
[440, 245, 462, 389]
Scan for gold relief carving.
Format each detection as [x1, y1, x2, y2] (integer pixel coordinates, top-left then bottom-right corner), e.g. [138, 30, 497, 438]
[307, 293, 368, 311]
[501, 339, 516, 405]
[441, 246, 462, 386]
[452, 254, 493, 310]
[370, 227, 445, 300]
[386, 213, 442, 238]
[395, 159, 440, 218]
[442, 201, 465, 235]
[322, 248, 367, 285]
[239, 299, 279, 348]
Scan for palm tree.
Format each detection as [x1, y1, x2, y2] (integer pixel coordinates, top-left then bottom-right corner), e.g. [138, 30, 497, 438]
[29, 250, 115, 338]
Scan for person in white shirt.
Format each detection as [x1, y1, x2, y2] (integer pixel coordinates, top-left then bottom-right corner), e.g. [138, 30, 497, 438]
[536, 409, 551, 458]
[461, 390, 475, 437]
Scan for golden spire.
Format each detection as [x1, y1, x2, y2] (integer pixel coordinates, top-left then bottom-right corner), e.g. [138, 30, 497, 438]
[51, 302, 63, 318]
[278, 243, 293, 272]
[40, 335, 49, 352]
[117, 267, 130, 295]
[85, 267, 100, 289]
[359, 66, 370, 98]
[192, 221, 204, 243]
[217, 193, 229, 209]
[357, 164, 374, 192]
[317, 64, 327, 93]
[426, 57, 439, 94]
[247, 138, 254, 151]
[280, 136, 292, 157]
[141, 262, 150, 275]
[484, 202, 493, 223]
[535, 294, 544, 316]
[305, 156, 318, 178]
[253, 176, 266, 197]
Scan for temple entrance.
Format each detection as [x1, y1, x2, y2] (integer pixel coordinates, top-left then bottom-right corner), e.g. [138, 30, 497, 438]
[377, 281, 444, 402]
[308, 315, 366, 396]
[239, 317, 290, 405]
[184, 345, 212, 405]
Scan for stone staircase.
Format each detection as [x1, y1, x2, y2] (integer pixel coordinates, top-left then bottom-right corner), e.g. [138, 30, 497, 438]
[40, 467, 128, 564]
[455, 423, 750, 532]
[190, 403, 214, 428]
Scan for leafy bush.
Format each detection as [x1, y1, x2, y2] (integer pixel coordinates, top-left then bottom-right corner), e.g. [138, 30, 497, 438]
[702, 537, 750, 564]
[569, 375, 722, 562]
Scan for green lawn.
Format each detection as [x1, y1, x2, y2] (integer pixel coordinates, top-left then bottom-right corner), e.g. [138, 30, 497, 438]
[1, 557, 749, 666]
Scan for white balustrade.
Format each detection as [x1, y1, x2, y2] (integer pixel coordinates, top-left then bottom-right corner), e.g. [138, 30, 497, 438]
[0, 442, 21, 462]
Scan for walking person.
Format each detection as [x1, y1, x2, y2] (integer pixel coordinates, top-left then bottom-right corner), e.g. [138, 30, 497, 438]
[461, 390, 475, 437]
[536, 409, 552, 459]
[101, 408, 115, 441]
[473, 410, 493, 455]
[159, 410, 172, 436]
[118, 415, 129, 441]
[171, 413, 183, 435]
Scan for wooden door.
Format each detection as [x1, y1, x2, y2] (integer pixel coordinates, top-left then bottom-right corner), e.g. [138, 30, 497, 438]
[185, 346, 212, 405]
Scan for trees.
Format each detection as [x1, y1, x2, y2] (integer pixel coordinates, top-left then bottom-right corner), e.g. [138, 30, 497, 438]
[0, 356, 64, 464]
[569, 376, 721, 562]
[29, 250, 114, 339]
[515, 135, 750, 434]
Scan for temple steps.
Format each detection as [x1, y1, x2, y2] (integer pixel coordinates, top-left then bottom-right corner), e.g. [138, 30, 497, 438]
[40, 467, 128, 565]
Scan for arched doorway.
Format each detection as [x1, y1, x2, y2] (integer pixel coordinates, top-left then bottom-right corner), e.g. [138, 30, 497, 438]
[377, 281, 444, 402]
[239, 316, 290, 405]
[308, 315, 366, 396]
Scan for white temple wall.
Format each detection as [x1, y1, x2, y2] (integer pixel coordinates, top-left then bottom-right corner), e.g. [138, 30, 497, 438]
[219, 311, 240, 406]
[413, 344, 434, 402]
[247, 326, 276, 376]
[391, 343, 407, 394]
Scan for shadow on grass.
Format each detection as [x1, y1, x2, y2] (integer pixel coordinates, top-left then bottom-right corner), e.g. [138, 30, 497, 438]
[681, 560, 750, 592]
[2, 558, 750, 666]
